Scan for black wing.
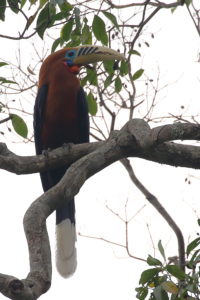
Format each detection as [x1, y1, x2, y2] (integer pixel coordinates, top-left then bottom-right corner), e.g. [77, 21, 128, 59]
[33, 84, 48, 155]
[77, 86, 90, 143]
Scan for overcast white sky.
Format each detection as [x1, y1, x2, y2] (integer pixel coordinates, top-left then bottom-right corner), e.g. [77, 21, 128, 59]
[0, 3, 200, 300]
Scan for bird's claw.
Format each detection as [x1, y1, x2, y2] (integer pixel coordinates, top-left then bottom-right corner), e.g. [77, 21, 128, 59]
[42, 148, 51, 158]
[62, 142, 74, 151]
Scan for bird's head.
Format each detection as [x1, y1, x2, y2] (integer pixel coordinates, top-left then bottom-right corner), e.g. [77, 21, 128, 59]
[39, 45, 125, 85]
[62, 45, 125, 74]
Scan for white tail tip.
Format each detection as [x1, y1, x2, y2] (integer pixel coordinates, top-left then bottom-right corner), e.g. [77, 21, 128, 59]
[56, 219, 77, 278]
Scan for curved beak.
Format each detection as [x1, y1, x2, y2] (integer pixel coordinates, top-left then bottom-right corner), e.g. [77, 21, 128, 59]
[73, 45, 125, 65]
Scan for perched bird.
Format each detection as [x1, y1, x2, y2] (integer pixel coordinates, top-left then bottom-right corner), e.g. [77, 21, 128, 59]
[33, 45, 124, 278]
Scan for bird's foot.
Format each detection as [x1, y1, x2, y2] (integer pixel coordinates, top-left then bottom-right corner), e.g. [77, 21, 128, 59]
[42, 148, 51, 158]
[62, 143, 74, 151]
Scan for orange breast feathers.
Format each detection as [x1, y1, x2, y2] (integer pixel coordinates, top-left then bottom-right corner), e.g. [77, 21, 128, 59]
[39, 55, 81, 149]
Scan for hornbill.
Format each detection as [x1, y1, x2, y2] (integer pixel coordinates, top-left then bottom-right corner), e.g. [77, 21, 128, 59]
[33, 45, 124, 277]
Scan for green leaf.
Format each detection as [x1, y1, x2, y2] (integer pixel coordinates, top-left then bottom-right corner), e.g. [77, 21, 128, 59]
[102, 11, 119, 29]
[104, 74, 113, 89]
[29, 0, 37, 5]
[171, 7, 177, 13]
[0, 77, 17, 84]
[36, 3, 56, 39]
[87, 92, 98, 116]
[186, 237, 200, 257]
[135, 287, 148, 300]
[60, 19, 73, 41]
[74, 7, 81, 34]
[39, 0, 48, 8]
[147, 255, 162, 266]
[82, 21, 92, 45]
[92, 15, 108, 45]
[115, 76, 122, 93]
[161, 281, 178, 295]
[120, 60, 129, 76]
[139, 268, 160, 285]
[86, 68, 97, 86]
[188, 249, 200, 266]
[132, 68, 144, 81]
[0, 62, 8, 67]
[0, 0, 6, 21]
[158, 240, 166, 260]
[10, 114, 28, 138]
[7, 0, 20, 13]
[154, 285, 169, 300]
[129, 49, 141, 56]
[166, 265, 186, 280]
[51, 38, 61, 53]
[58, 1, 73, 13]
[103, 60, 115, 75]
[80, 75, 88, 87]
[197, 219, 200, 226]
[21, 0, 27, 8]
[185, 0, 192, 6]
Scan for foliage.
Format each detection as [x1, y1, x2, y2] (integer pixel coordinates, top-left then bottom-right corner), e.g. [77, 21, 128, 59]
[0, 0, 195, 139]
[136, 231, 200, 300]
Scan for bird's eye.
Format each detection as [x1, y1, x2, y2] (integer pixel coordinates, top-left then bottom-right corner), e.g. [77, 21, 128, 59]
[65, 50, 76, 59]
[68, 51, 75, 57]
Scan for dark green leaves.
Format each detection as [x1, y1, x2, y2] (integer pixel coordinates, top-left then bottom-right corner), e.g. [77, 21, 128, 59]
[82, 18, 92, 45]
[139, 268, 160, 285]
[7, 0, 20, 14]
[104, 74, 113, 89]
[161, 281, 178, 295]
[51, 37, 61, 53]
[60, 19, 73, 41]
[186, 237, 200, 256]
[129, 50, 141, 56]
[103, 11, 119, 30]
[153, 285, 169, 300]
[115, 76, 122, 93]
[132, 68, 144, 81]
[0, 62, 8, 67]
[36, 3, 56, 39]
[147, 255, 162, 266]
[92, 15, 108, 45]
[0, 0, 6, 21]
[10, 114, 28, 138]
[158, 240, 166, 260]
[166, 265, 186, 280]
[0, 77, 17, 84]
[87, 92, 97, 116]
[135, 287, 148, 300]
[86, 68, 97, 86]
[120, 60, 129, 76]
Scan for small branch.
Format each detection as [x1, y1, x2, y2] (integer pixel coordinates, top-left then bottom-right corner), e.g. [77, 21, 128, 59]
[128, 6, 161, 58]
[78, 232, 146, 262]
[0, 116, 12, 124]
[105, 0, 185, 9]
[120, 158, 185, 271]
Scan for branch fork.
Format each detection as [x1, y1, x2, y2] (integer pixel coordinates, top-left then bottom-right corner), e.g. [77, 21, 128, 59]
[0, 119, 200, 299]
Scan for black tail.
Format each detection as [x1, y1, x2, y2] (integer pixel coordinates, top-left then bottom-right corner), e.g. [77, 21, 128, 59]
[40, 167, 77, 277]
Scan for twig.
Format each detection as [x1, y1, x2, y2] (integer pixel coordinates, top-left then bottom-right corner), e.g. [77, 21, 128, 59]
[120, 158, 185, 271]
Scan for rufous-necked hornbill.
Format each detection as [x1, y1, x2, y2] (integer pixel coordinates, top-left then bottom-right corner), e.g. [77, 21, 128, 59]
[33, 45, 124, 278]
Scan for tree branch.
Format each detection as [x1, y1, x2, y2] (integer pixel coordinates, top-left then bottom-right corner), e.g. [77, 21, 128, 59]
[0, 119, 199, 298]
[0, 120, 199, 176]
[120, 158, 185, 271]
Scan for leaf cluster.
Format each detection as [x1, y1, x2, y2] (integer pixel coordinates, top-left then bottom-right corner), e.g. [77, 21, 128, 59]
[136, 223, 200, 300]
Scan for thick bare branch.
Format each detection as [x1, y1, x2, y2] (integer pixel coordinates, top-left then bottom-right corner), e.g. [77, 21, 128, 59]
[0, 118, 199, 298]
[0, 120, 199, 176]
